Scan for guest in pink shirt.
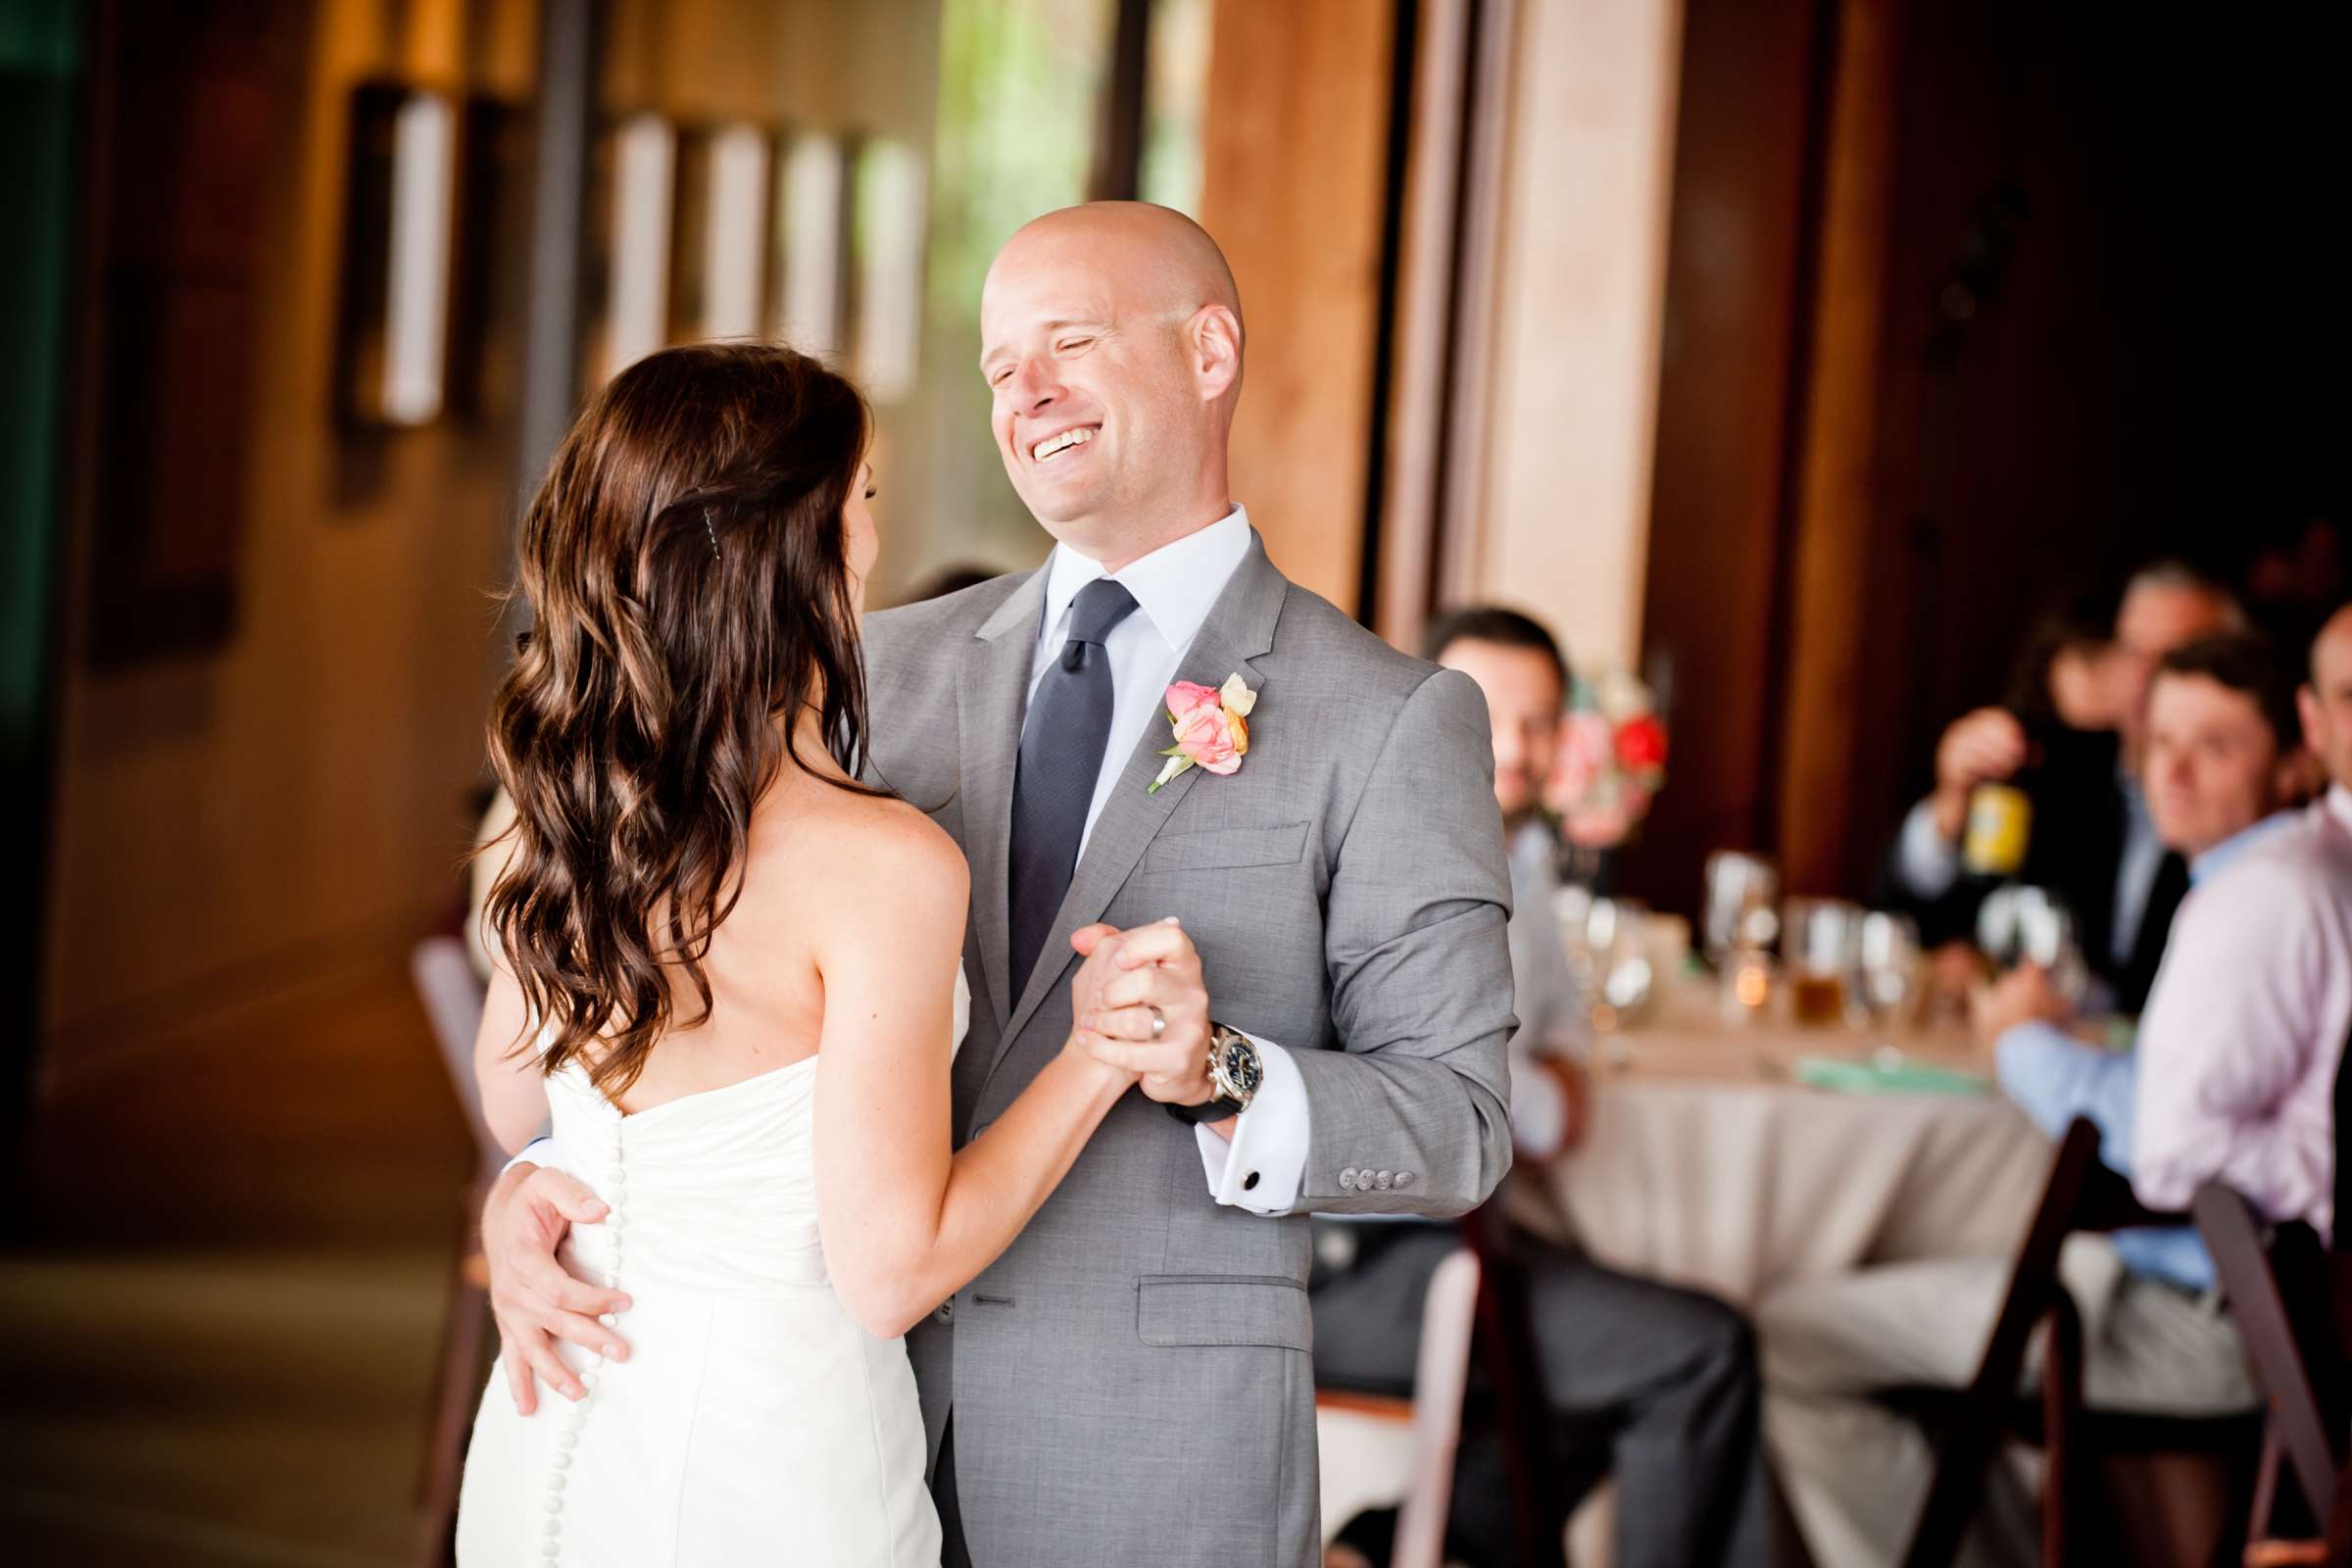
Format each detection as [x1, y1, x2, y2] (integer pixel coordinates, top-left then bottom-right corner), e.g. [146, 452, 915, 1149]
[2133, 604, 2352, 1236]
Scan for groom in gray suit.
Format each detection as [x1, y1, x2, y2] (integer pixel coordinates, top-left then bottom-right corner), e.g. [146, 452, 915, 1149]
[489, 203, 1516, 1567]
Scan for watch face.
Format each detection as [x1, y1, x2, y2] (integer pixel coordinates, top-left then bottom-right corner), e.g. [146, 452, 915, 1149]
[1221, 1039, 1263, 1098]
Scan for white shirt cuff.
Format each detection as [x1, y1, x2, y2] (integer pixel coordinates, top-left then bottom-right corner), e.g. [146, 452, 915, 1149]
[1896, 797, 1963, 899]
[505, 1135, 559, 1177]
[1196, 1034, 1308, 1215]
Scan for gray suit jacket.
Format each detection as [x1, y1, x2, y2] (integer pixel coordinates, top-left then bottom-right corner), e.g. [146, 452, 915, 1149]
[861, 531, 1515, 1567]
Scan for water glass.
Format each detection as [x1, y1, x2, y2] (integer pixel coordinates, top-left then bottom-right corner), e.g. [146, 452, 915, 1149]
[1858, 910, 1922, 1029]
[1703, 851, 1781, 966]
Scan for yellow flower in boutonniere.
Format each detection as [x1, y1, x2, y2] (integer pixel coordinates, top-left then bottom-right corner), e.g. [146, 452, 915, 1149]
[1149, 672, 1257, 793]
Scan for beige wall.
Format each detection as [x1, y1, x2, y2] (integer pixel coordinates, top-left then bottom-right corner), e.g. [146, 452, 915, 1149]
[1454, 0, 1685, 673]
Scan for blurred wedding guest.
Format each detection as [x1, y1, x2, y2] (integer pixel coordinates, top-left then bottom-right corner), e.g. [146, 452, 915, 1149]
[1763, 632, 2303, 1567]
[2132, 605, 2352, 1234]
[1886, 562, 2243, 1012]
[1973, 633, 2306, 1056]
[2003, 588, 2129, 734]
[1313, 609, 1767, 1568]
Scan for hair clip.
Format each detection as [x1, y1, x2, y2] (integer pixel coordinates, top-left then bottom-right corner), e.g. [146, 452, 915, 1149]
[704, 506, 721, 560]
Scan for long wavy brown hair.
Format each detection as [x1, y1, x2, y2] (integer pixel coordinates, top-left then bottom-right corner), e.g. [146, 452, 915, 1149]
[483, 341, 876, 1096]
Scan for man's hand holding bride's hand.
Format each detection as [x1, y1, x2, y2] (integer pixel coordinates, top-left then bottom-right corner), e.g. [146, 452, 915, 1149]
[482, 1161, 634, 1415]
[1070, 917, 1213, 1107]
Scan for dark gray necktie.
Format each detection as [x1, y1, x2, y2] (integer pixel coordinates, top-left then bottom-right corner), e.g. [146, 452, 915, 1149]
[1007, 578, 1139, 995]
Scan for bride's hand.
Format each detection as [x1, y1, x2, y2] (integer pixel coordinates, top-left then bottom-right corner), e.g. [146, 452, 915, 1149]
[1063, 924, 1144, 1087]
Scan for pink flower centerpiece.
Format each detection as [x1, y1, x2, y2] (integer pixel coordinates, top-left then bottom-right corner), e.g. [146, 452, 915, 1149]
[1546, 668, 1668, 850]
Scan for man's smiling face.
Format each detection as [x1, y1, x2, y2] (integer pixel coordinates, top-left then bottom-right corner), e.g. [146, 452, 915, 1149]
[982, 252, 1191, 533]
[975, 206, 1243, 567]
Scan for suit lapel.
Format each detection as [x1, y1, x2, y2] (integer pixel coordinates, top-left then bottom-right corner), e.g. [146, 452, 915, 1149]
[993, 535, 1291, 1070]
[957, 568, 1048, 1034]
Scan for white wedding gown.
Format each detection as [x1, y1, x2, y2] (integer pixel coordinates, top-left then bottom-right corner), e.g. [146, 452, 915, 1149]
[454, 972, 967, 1566]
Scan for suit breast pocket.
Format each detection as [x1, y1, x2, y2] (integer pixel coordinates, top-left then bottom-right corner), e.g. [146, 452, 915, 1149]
[1136, 1273, 1312, 1349]
[1140, 820, 1310, 875]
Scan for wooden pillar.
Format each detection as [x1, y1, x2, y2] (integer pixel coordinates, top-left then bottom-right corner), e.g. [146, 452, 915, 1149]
[1197, 0, 1396, 615]
[514, 0, 602, 501]
[1775, 0, 1900, 894]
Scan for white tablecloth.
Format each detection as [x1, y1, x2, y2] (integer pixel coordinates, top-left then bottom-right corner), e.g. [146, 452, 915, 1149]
[1517, 986, 2056, 1308]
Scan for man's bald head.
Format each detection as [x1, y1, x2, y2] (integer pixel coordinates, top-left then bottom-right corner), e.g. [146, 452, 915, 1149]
[2300, 604, 2352, 791]
[990, 202, 1245, 347]
[978, 203, 1248, 568]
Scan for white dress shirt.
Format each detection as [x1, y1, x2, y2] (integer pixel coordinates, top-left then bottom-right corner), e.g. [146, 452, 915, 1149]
[1026, 505, 1310, 1215]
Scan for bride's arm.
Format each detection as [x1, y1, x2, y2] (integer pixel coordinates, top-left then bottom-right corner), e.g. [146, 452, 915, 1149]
[474, 963, 551, 1154]
[811, 808, 1135, 1341]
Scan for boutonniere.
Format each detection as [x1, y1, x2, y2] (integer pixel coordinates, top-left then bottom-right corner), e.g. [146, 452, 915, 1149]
[1149, 673, 1257, 793]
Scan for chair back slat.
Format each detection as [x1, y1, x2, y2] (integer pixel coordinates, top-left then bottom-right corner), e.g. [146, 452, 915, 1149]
[411, 935, 499, 1174]
[2195, 1184, 2342, 1529]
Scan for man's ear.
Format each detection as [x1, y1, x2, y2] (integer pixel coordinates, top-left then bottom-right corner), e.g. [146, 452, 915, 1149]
[2298, 682, 2324, 754]
[1188, 305, 1243, 403]
[2276, 744, 2323, 808]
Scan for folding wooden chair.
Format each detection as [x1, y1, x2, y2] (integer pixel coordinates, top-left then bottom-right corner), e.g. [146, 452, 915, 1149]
[410, 934, 493, 1567]
[1901, 1116, 2262, 1568]
[1312, 1241, 1485, 1568]
[1311, 1205, 1565, 1568]
[1458, 1202, 1571, 1568]
[2191, 1014, 2352, 1565]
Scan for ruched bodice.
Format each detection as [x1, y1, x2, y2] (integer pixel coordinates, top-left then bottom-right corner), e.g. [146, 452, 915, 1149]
[549, 1055, 831, 1294]
[456, 968, 967, 1567]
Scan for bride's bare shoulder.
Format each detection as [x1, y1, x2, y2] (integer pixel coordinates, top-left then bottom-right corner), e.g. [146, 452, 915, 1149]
[754, 782, 967, 920]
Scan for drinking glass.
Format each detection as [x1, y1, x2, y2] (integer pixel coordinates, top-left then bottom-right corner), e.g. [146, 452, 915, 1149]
[1581, 898, 1658, 1058]
[1783, 897, 1864, 1026]
[1858, 910, 1922, 1029]
[1977, 884, 2088, 1004]
[1702, 852, 1781, 967]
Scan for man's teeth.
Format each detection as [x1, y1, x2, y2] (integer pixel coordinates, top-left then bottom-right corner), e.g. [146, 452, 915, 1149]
[1030, 427, 1095, 463]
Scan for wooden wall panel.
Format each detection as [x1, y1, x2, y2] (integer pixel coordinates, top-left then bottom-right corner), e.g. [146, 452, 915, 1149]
[1616, 0, 1823, 915]
[1197, 0, 1396, 614]
[37, 0, 944, 1085]
[1774, 0, 1897, 897]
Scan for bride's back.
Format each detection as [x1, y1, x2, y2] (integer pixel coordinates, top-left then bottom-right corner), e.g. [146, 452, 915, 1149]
[603, 767, 946, 1115]
[460, 341, 948, 1568]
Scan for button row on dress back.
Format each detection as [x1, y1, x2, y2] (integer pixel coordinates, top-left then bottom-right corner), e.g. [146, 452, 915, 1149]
[542, 1120, 626, 1562]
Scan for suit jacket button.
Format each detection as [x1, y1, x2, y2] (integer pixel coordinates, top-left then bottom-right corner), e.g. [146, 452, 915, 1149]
[1395, 1171, 1415, 1189]
[937, 1299, 955, 1323]
[1374, 1171, 1393, 1191]
[1338, 1168, 1357, 1191]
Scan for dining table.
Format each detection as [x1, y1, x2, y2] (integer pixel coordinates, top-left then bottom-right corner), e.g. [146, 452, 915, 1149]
[1511, 968, 2060, 1311]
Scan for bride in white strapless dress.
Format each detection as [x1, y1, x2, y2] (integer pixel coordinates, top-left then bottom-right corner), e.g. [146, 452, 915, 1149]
[454, 342, 1142, 1567]
[453, 974, 971, 1567]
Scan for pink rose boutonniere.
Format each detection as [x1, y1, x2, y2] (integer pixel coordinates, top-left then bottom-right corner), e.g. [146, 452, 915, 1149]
[1150, 672, 1257, 793]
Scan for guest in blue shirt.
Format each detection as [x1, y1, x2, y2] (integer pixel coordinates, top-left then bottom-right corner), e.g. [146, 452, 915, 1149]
[1975, 633, 2309, 1287]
